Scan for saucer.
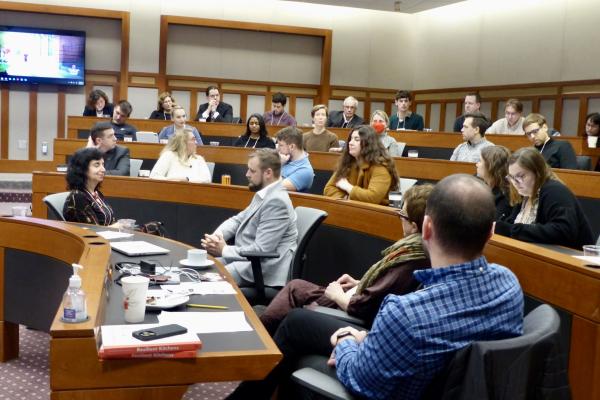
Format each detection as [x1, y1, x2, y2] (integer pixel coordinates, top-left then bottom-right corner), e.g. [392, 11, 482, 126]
[146, 294, 189, 310]
[179, 258, 215, 268]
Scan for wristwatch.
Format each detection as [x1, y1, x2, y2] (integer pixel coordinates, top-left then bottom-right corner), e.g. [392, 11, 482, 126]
[335, 331, 355, 345]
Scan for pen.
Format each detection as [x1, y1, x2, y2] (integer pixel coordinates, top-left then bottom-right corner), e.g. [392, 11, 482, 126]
[187, 303, 228, 310]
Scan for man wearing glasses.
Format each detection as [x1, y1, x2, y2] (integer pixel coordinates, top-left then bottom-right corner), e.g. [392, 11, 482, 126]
[523, 113, 577, 169]
[486, 98, 525, 134]
[327, 96, 364, 128]
[195, 85, 234, 123]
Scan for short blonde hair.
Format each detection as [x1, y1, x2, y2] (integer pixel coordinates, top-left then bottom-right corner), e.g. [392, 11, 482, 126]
[370, 110, 389, 126]
[311, 104, 328, 118]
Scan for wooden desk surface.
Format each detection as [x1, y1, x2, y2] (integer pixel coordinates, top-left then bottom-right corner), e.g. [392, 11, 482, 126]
[0, 217, 281, 400]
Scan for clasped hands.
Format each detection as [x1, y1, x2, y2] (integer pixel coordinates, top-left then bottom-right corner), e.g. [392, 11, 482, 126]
[335, 178, 353, 194]
[327, 326, 368, 367]
[201, 232, 225, 257]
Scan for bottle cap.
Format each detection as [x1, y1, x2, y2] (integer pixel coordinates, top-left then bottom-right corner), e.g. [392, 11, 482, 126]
[69, 264, 83, 288]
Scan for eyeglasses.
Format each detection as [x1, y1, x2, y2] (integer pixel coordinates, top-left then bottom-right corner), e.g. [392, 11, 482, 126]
[505, 173, 527, 184]
[525, 128, 540, 137]
[397, 207, 410, 221]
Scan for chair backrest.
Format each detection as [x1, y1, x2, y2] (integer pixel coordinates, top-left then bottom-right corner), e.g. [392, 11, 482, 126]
[206, 162, 215, 181]
[576, 155, 592, 171]
[43, 192, 70, 221]
[289, 207, 328, 281]
[396, 141, 406, 157]
[130, 158, 143, 177]
[136, 131, 159, 143]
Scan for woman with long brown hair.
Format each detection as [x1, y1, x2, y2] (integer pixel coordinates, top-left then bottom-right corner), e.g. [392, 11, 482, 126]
[476, 145, 517, 220]
[324, 125, 398, 205]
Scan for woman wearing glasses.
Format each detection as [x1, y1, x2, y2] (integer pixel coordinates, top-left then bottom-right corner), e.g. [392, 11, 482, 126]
[476, 145, 517, 221]
[495, 147, 593, 249]
[259, 184, 433, 334]
[233, 114, 275, 149]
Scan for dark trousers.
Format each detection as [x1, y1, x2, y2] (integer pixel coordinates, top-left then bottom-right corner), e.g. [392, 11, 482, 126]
[227, 308, 363, 399]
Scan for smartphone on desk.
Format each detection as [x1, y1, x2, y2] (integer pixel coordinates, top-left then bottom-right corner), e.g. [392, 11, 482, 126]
[132, 324, 187, 341]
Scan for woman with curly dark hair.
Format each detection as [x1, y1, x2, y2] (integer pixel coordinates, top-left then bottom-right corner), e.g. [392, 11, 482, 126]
[476, 145, 518, 220]
[63, 148, 116, 225]
[83, 89, 113, 117]
[324, 125, 398, 205]
[233, 113, 275, 149]
[149, 92, 175, 120]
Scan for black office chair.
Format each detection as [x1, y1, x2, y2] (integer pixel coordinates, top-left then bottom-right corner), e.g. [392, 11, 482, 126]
[576, 156, 592, 171]
[43, 192, 70, 221]
[239, 206, 327, 305]
[291, 304, 564, 400]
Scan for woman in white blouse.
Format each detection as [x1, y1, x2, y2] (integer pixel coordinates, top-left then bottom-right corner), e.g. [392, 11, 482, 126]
[150, 129, 211, 183]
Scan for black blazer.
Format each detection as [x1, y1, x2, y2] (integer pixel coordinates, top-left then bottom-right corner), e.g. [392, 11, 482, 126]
[83, 103, 114, 117]
[326, 111, 364, 128]
[537, 139, 578, 170]
[495, 179, 593, 249]
[195, 102, 233, 123]
[103, 145, 130, 176]
[149, 110, 172, 120]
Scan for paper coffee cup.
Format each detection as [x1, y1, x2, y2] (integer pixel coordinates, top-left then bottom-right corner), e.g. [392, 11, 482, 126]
[122, 275, 149, 323]
[118, 219, 136, 233]
[587, 136, 598, 148]
[188, 249, 207, 265]
[407, 150, 419, 158]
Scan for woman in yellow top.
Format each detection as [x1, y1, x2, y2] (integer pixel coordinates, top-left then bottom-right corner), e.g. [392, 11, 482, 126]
[324, 125, 398, 205]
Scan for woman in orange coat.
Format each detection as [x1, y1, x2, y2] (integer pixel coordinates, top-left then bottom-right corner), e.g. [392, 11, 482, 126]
[324, 125, 398, 205]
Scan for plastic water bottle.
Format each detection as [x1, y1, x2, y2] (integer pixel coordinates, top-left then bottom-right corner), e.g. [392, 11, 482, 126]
[62, 264, 87, 323]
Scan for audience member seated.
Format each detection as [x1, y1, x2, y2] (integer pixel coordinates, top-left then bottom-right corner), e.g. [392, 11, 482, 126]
[388, 90, 424, 131]
[263, 92, 297, 126]
[195, 85, 233, 123]
[233, 114, 275, 149]
[303, 105, 339, 152]
[370, 110, 400, 157]
[150, 130, 211, 183]
[276, 126, 314, 193]
[324, 125, 398, 205]
[326, 96, 364, 128]
[450, 111, 493, 162]
[495, 147, 593, 249]
[260, 184, 433, 334]
[88, 121, 130, 176]
[63, 148, 117, 226]
[111, 100, 137, 141]
[477, 145, 516, 220]
[585, 112, 600, 171]
[486, 98, 525, 134]
[149, 92, 175, 120]
[523, 113, 577, 169]
[201, 149, 297, 288]
[158, 105, 204, 145]
[82, 89, 113, 118]
[226, 174, 524, 400]
[453, 92, 482, 132]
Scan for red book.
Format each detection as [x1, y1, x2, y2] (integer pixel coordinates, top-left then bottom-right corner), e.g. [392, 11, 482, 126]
[99, 349, 198, 359]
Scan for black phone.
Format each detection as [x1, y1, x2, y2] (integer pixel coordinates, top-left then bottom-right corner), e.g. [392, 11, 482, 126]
[132, 324, 188, 341]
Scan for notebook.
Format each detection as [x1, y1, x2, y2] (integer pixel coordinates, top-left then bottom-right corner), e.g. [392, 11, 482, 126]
[110, 241, 170, 256]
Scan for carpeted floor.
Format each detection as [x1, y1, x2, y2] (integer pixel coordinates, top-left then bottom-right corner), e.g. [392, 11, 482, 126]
[0, 325, 239, 399]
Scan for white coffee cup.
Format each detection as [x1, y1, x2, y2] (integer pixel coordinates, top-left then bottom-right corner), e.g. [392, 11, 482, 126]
[118, 218, 136, 233]
[187, 249, 207, 265]
[407, 150, 419, 158]
[209, 141, 220, 146]
[11, 206, 28, 217]
[587, 136, 598, 148]
[121, 275, 149, 323]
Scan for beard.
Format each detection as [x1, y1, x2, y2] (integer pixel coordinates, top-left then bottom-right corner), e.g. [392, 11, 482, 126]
[248, 180, 263, 192]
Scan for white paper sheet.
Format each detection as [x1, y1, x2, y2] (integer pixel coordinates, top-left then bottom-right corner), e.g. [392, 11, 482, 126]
[574, 255, 600, 266]
[158, 311, 253, 333]
[96, 230, 134, 240]
[161, 281, 236, 295]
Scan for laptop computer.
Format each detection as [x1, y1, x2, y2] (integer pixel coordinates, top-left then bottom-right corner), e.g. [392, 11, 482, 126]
[110, 241, 170, 257]
[136, 131, 159, 143]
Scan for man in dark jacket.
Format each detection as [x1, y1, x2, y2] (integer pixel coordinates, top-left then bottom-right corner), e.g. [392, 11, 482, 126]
[89, 121, 130, 176]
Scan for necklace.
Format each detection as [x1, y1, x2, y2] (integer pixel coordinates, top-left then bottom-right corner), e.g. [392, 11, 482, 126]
[244, 136, 259, 148]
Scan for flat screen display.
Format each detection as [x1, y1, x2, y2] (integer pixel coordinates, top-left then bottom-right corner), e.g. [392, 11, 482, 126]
[0, 25, 85, 86]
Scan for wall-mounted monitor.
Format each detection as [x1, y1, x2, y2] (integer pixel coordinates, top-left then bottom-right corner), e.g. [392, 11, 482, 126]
[0, 25, 85, 86]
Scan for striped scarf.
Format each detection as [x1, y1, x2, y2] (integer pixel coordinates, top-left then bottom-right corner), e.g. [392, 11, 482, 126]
[357, 233, 426, 294]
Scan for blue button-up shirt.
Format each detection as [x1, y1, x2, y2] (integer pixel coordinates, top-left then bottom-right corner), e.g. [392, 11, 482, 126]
[334, 256, 524, 400]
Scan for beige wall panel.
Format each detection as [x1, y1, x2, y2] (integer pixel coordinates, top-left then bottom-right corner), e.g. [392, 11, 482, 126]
[167, 26, 321, 84]
[128, 87, 159, 119]
[522, 101, 533, 117]
[171, 90, 191, 117]
[224, 93, 241, 119]
[328, 99, 343, 113]
[247, 95, 266, 118]
[8, 89, 29, 160]
[444, 103, 457, 132]
[65, 91, 86, 134]
[296, 97, 315, 127]
[539, 99, 556, 128]
[429, 103, 441, 131]
[371, 102, 385, 116]
[480, 102, 492, 120]
[36, 89, 58, 161]
[0, 11, 121, 71]
[497, 101, 506, 120]
[561, 98, 580, 136]
[416, 103, 426, 125]
[588, 98, 600, 114]
[129, 1, 161, 73]
[562, 1, 600, 81]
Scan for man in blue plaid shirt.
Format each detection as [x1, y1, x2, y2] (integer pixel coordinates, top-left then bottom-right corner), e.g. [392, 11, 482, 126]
[228, 174, 524, 400]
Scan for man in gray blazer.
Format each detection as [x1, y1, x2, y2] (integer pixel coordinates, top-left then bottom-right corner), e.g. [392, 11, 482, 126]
[202, 148, 297, 287]
[89, 121, 130, 176]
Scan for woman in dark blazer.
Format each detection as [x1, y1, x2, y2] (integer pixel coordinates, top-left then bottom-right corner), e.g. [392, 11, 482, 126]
[82, 89, 113, 117]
